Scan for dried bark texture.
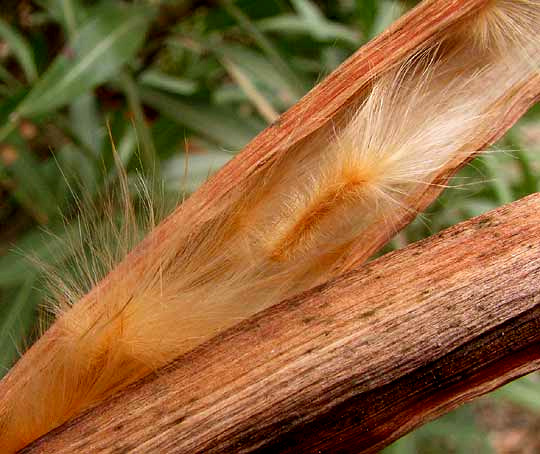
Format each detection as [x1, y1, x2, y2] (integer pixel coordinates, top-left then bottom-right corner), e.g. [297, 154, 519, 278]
[24, 193, 540, 453]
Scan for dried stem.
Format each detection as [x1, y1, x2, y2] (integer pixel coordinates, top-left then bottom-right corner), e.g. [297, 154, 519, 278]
[24, 193, 540, 453]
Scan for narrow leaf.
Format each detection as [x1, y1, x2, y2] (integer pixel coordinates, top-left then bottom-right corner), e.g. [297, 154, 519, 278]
[0, 19, 38, 83]
[0, 276, 37, 377]
[139, 69, 198, 96]
[140, 87, 260, 150]
[16, 4, 153, 117]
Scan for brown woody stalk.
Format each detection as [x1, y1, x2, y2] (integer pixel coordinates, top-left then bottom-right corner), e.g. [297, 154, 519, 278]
[24, 193, 540, 453]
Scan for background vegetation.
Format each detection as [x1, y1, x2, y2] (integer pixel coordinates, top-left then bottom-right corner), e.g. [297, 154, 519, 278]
[0, 1, 539, 452]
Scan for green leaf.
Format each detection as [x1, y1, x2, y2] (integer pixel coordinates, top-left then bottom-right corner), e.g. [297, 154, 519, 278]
[119, 71, 158, 173]
[163, 150, 232, 193]
[150, 117, 187, 161]
[140, 87, 261, 150]
[15, 4, 154, 118]
[34, 0, 89, 32]
[0, 276, 38, 377]
[58, 0, 82, 39]
[371, 0, 406, 38]
[354, 0, 379, 36]
[0, 64, 23, 88]
[258, 0, 361, 46]
[290, 0, 322, 23]
[69, 92, 104, 155]
[53, 143, 99, 205]
[494, 375, 540, 412]
[258, 15, 360, 45]
[0, 18, 38, 83]
[139, 69, 198, 96]
[481, 154, 514, 205]
[220, 0, 308, 98]
[383, 432, 417, 454]
[0, 223, 80, 288]
[220, 45, 300, 107]
[1, 143, 58, 224]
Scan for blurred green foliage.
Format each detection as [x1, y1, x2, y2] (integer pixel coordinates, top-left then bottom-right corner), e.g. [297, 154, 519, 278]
[0, 1, 539, 452]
